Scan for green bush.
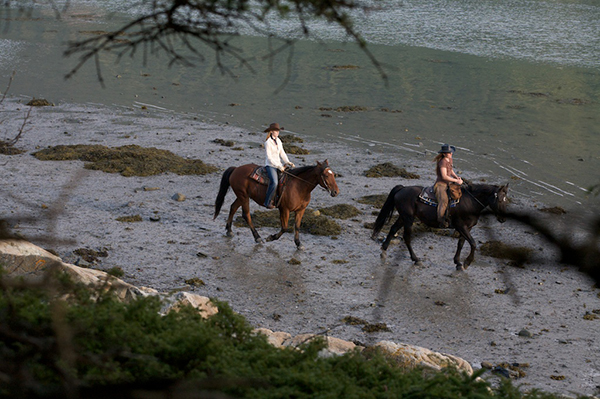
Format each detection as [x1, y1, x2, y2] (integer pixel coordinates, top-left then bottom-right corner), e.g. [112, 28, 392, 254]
[0, 267, 579, 398]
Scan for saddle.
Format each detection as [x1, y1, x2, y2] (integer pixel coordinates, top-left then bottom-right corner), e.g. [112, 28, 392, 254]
[249, 166, 287, 187]
[418, 186, 460, 207]
[249, 166, 288, 206]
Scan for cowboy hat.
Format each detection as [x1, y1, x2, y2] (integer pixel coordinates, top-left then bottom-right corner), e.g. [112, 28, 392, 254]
[264, 123, 284, 132]
[438, 144, 456, 154]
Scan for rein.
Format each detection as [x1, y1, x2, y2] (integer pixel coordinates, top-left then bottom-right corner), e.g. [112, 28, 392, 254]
[283, 169, 330, 193]
[464, 185, 500, 212]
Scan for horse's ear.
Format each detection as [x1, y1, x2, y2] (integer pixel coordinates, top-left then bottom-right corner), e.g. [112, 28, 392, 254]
[324, 159, 329, 166]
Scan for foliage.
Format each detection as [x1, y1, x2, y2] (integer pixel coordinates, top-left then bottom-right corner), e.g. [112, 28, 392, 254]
[0, 267, 586, 398]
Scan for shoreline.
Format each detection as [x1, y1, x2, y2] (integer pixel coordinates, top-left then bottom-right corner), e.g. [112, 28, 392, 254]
[1, 98, 600, 396]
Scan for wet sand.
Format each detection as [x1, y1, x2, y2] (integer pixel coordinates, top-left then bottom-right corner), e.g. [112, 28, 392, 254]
[1, 98, 599, 397]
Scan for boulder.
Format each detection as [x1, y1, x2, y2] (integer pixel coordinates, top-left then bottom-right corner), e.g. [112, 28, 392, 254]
[254, 328, 292, 347]
[0, 239, 62, 275]
[161, 292, 218, 318]
[0, 239, 158, 302]
[374, 341, 473, 374]
[254, 330, 359, 356]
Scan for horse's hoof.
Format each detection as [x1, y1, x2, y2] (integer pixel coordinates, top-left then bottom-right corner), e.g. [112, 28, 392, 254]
[266, 235, 275, 242]
[414, 260, 424, 267]
[456, 264, 465, 271]
[380, 251, 387, 260]
[225, 231, 234, 238]
[255, 238, 264, 244]
[296, 244, 305, 251]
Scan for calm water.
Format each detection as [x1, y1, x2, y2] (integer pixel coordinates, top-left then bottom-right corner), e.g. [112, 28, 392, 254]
[1, 0, 599, 210]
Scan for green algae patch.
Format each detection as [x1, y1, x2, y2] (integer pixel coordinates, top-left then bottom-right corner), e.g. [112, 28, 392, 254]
[32, 144, 218, 177]
[362, 322, 392, 333]
[116, 215, 143, 223]
[212, 139, 235, 147]
[285, 144, 310, 155]
[234, 208, 341, 236]
[364, 162, 420, 179]
[279, 134, 304, 144]
[319, 204, 361, 219]
[0, 141, 25, 155]
[185, 277, 206, 287]
[26, 98, 53, 106]
[342, 316, 368, 326]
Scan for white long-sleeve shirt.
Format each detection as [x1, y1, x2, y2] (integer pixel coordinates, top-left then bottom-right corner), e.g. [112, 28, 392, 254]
[265, 137, 290, 170]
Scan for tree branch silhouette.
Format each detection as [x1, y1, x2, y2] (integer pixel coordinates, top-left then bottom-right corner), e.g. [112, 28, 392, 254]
[58, 0, 386, 85]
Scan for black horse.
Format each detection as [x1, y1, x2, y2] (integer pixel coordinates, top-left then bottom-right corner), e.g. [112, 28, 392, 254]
[371, 183, 509, 270]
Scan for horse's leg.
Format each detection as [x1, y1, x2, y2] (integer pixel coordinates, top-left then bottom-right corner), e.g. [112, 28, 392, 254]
[266, 208, 289, 243]
[454, 236, 466, 270]
[240, 199, 263, 244]
[402, 220, 422, 266]
[454, 226, 476, 270]
[225, 198, 242, 237]
[292, 208, 307, 250]
[381, 216, 403, 252]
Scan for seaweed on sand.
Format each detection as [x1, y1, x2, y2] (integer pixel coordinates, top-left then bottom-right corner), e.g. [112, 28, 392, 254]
[32, 144, 218, 177]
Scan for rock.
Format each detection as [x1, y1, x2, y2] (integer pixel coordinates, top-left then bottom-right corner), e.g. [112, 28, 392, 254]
[162, 292, 218, 318]
[172, 193, 186, 201]
[373, 341, 473, 375]
[481, 361, 494, 369]
[518, 329, 533, 338]
[285, 333, 359, 356]
[254, 328, 292, 347]
[0, 239, 158, 302]
[0, 239, 63, 275]
[492, 366, 511, 378]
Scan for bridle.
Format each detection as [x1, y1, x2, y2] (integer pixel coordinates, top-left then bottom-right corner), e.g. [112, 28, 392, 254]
[464, 185, 505, 215]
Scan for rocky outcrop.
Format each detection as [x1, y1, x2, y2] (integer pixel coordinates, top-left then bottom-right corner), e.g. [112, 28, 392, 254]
[254, 328, 472, 374]
[0, 239, 159, 303]
[373, 341, 473, 374]
[1, 239, 473, 375]
[0, 239, 62, 275]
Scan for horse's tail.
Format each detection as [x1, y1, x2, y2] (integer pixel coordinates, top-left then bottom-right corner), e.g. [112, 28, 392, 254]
[372, 185, 404, 238]
[214, 167, 236, 219]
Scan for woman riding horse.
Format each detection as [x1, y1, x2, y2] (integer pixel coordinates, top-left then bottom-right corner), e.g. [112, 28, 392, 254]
[372, 182, 509, 270]
[214, 160, 339, 249]
[434, 144, 463, 228]
[264, 123, 295, 209]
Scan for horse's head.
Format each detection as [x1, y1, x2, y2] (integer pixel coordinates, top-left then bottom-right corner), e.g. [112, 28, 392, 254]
[490, 184, 509, 223]
[317, 160, 339, 197]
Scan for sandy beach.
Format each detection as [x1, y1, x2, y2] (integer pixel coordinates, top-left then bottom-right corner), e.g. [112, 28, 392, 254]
[1, 98, 599, 397]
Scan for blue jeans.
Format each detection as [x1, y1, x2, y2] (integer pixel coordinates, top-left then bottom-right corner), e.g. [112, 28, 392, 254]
[264, 166, 278, 207]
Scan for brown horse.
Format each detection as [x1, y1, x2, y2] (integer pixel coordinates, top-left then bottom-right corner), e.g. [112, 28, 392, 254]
[371, 183, 509, 270]
[214, 160, 339, 249]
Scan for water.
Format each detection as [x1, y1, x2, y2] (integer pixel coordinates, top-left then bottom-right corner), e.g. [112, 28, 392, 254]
[1, 0, 599, 210]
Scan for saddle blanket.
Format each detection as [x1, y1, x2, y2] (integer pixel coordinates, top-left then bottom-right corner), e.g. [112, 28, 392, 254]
[418, 186, 459, 207]
[249, 166, 286, 187]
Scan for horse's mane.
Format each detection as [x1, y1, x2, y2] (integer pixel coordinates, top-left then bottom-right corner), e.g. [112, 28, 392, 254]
[287, 164, 318, 176]
[463, 183, 499, 194]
